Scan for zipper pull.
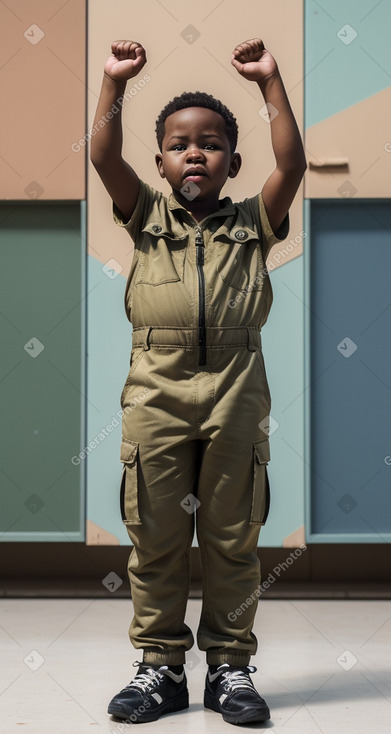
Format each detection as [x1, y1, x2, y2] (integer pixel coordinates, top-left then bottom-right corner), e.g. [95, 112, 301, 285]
[195, 226, 204, 246]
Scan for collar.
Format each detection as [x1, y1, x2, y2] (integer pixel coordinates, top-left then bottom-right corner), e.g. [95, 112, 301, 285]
[167, 190, 237, 221]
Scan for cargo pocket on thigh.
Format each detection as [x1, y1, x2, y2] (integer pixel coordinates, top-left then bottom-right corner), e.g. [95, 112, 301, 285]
[250, 438, 271, 526]
[120, 439, 142, 525]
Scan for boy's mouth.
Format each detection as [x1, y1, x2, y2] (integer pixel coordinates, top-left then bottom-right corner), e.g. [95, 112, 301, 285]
[183, 168, 207, 183]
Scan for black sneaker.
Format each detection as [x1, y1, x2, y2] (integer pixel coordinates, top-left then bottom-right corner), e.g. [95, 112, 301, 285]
[204, 663, 270, 724]
[107, 660, 189, 723]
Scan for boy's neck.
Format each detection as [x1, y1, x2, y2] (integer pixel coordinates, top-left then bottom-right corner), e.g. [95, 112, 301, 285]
[171, 190, 222, 223]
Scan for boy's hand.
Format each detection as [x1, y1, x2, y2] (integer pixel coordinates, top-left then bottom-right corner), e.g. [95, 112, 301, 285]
[231, 38, 278, 83]
[104, 40, 147, 82]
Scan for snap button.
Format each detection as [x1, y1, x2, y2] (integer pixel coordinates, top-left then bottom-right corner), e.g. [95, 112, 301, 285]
[234, 229, 248, 241]
[151, 224, 162, 234]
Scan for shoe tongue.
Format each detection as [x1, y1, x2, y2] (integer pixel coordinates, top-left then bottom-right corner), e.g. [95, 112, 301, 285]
[219, 664, 252, 676]
[139, 663, 159, 675]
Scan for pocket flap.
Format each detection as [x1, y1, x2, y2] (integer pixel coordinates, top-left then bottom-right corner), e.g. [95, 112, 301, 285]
[254, 438, 270, 464]
[142, 222, 188, 241]
[120, 439, 139, 464]
[212, 224, 259, 243]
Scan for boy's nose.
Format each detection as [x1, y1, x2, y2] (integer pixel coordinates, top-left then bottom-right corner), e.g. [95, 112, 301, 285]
[186, 147, 206, 162]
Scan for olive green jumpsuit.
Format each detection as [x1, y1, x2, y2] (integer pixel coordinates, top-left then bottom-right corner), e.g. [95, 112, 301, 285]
[113, 179, 289, 667]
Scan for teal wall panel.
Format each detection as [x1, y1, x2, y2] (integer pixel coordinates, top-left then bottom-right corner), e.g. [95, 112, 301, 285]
[259, 255, 305, 546]
[305, 0, 391, 128]
[86, 254, 132, 544]
[0, 203, 84, 540]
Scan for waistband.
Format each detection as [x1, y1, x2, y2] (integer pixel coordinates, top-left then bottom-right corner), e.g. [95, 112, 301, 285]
[131, 326, 262, 351]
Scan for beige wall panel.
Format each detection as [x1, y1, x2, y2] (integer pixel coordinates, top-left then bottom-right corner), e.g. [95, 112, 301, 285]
[283, 525, 306, 549]
[86, 520, 120, 546]
[88, 0, 304, 271]
[0, 0, 85, 200]
[305, 87, 391, 199]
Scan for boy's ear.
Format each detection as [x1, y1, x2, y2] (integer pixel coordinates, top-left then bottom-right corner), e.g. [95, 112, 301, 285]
[228, 152, 241, 179]
[155, 153, 166, 179]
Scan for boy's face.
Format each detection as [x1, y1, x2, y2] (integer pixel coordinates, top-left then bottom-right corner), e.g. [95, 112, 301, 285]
[155, 107, 241, 204]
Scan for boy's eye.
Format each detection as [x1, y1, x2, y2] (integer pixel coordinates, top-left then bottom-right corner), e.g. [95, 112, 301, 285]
[171, 143, 218, 151]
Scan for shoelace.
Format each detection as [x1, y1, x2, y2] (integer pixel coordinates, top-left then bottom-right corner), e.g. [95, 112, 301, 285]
[126, 661, 169, 692]
[218, 664, 257, 693]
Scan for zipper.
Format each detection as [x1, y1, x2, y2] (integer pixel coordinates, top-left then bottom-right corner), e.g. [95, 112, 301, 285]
[195, 226, 206, 365]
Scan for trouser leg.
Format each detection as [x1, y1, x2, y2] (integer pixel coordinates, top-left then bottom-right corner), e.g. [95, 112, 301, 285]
[122, 437, 199, 666]
[195, 440, 264, 666]
[194, 346, 270, 666]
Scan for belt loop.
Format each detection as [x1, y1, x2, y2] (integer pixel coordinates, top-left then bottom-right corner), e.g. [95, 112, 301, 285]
[143, 326, 152, 350]
[246, 327, 257, 352]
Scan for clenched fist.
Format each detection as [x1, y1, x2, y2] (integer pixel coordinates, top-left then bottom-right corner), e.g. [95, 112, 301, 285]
[231, 38, 278, 83]
[104, 40, 147, 82]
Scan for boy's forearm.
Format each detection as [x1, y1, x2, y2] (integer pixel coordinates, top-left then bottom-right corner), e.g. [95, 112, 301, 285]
[90, 74, 127, 166]
[257, 73, 306, 173]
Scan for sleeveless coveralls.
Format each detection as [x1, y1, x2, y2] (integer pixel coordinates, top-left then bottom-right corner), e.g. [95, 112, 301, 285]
[113, 180, 289, 667]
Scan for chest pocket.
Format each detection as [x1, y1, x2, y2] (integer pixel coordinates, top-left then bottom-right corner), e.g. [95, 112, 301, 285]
[134, 222, 188, 286]
[212, 224, 265, 292]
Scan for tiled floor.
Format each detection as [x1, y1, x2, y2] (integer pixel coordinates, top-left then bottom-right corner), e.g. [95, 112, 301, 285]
[1, 598, 390, 733]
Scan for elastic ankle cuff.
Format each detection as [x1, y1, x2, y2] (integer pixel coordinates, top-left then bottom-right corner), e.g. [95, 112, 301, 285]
[142, 650, 186, 666]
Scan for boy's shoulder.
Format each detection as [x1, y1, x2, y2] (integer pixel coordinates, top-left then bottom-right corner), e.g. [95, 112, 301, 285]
[112, 179, 178, 242]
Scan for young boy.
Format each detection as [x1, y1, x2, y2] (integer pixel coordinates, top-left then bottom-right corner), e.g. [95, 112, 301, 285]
[91, 38, 306, 726]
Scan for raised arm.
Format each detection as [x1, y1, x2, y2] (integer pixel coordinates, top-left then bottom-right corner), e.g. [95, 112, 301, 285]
[90, 40, 147, 222]
[231, 38, 307, 235]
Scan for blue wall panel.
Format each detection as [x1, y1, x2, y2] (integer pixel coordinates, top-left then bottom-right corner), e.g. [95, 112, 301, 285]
[308, 200, 391, 540]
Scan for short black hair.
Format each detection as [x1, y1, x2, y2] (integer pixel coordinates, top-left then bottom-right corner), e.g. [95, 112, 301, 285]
[155, 91, 238, 153]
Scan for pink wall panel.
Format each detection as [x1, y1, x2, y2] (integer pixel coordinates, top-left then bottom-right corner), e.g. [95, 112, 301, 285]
[0, 0, 86, 199]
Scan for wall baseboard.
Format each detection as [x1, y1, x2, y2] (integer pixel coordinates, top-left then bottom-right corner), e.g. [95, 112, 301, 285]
[1, 544, 390, 598]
